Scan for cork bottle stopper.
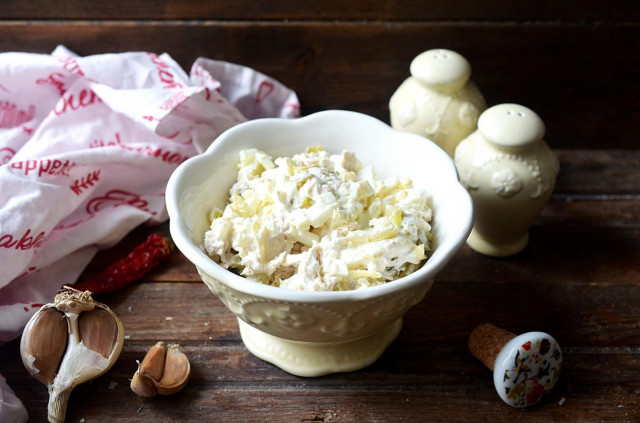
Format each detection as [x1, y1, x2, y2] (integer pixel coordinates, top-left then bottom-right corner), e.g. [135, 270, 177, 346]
[468, 323, 515, 370]
[468, 323, 563, 408]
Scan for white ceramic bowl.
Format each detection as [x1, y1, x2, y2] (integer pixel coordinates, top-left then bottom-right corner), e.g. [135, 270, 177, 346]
[166, 110, 473, 376]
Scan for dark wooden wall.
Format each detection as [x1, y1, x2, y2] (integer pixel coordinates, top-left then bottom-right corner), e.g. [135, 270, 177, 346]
[1, 1, 638, 149]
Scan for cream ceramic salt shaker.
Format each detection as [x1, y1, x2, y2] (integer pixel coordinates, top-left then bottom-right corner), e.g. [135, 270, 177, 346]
[389, 48, 486, 156]
[454, 104, 559, 257]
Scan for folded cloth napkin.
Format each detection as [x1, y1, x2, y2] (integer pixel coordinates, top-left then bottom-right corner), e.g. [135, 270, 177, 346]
[0, 45, 299, 422]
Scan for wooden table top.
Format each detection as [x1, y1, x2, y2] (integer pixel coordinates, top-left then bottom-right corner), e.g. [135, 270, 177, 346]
[1, 148, 638, 422]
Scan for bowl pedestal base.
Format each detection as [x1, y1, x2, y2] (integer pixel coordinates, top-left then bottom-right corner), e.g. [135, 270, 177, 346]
[237, 318, 403, 377]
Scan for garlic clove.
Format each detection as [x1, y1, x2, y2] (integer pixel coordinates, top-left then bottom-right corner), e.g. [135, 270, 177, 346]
[78, 308, 121, 359]
[129, 341, 167, 397]
[139, 341, 167, 381]
[20, 306, 68, 385]
[130, 341, 190, 397]
[130, 371, 158, 398]
[155, 343, 190, 395]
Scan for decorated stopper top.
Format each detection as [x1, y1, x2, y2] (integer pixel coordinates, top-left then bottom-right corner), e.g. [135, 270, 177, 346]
[493, 331, 562, 407]
[478, 103, 545, 148]
[409, 49, 471, 93]
[469, 323, 562, 408]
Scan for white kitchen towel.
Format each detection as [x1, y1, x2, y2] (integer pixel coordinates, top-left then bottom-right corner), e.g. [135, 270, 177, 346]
[0, 374, 27, 423]
[0, 45, 299, 421]
[0, 45, 299, 341]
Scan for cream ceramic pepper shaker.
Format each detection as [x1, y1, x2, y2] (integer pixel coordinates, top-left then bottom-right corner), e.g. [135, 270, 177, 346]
[389, 48, 486, 156]
[454, 103, 559, 257]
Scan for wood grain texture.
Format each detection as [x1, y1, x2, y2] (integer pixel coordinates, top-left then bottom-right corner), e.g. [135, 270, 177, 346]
[1, 148, 638, 422]
[1, 280, 639, 422]
[1, 0, 638, 21]
[554, 150, 640, 196]
[0, 1, 639, 420]
[0, 22, 638, 149]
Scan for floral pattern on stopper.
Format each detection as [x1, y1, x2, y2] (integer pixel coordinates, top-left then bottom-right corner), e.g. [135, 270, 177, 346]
[501, 336, 562, 407]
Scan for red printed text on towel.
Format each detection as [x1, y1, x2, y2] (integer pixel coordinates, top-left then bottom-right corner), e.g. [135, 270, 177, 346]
[160, 91, 188, 110]
[147, 52, 183, 89]
[58, 56, 85, 77]
[86, 189, 154, 215]
[53, 88, 102, 116]
[89, 132, 190, 165]
[0, 148, 16, 164]
[255, 81, 274, 104]
[11, 158, 76, 177]
[36, 72, 67, 96]
[70, 170, 101, 195]
[0, 101, 35, 129]
[0, 228, 46, 251]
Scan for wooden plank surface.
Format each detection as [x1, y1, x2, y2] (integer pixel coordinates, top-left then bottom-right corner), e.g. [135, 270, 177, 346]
[1, 0, 638, 21]
[0, 21, 638, 149]
[1, 1, 638, 420]
[1, 150, 638, 422]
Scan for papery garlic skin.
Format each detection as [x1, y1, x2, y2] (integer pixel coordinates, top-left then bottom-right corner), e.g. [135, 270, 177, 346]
[48, 314, 118, 423]
[20, 287, 124, 423]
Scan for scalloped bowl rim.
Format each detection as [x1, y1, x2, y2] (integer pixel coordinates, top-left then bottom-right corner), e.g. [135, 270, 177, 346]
[166, 110, 473, 304]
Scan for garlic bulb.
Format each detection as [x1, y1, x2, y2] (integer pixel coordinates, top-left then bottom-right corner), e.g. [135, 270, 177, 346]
[130, 341, 190, 397]
[20, 287, 124, 423]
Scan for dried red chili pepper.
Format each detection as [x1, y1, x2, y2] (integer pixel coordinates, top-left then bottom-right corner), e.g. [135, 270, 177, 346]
[72, 233, 173, 294]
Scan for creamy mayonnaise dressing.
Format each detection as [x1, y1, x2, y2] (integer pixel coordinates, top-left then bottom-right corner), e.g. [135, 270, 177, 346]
[204, 147, 433, 291]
